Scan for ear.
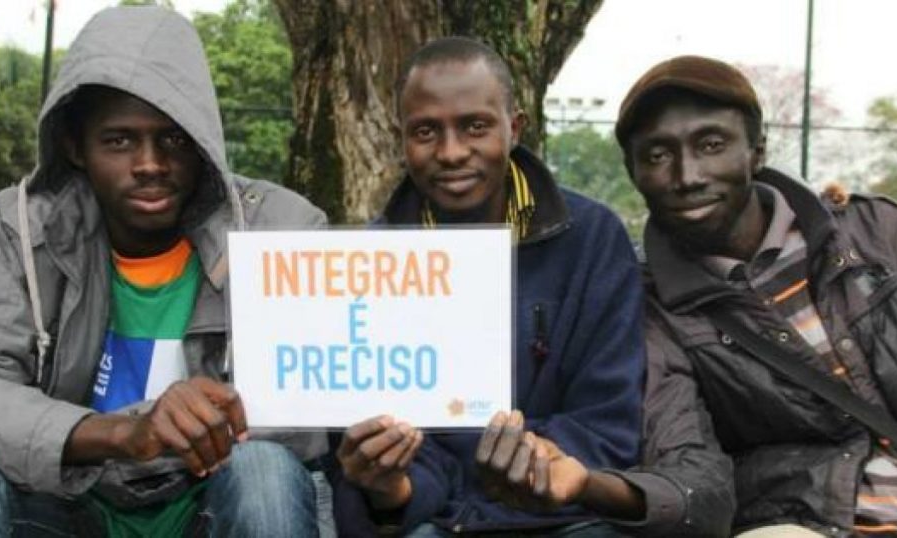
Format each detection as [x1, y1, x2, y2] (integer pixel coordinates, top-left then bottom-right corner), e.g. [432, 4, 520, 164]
[750, 134, 767, 175]
[510, 109, 527, 146]
[63, 135, 85, 169]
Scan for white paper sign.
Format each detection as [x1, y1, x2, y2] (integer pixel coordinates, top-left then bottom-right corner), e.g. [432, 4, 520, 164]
[228, 229, 513, 428]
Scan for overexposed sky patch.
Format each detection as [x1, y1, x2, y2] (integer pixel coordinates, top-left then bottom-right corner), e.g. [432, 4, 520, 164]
[2, 0, 225, 52]
[549, 0, 897, 125]
[4, 0, 896, 124]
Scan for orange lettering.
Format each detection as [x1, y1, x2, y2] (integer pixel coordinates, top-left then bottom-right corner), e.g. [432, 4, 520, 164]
[400, 251, 423, 296]
[262, 251, 272, 297]
[274, 251, 299, 297]
[374, 251, 398, 297]
[324, 250, 345, 297]
[347, 251, 370, 297]
[301, 251, 321, 296]
[427, 250, 451, 296]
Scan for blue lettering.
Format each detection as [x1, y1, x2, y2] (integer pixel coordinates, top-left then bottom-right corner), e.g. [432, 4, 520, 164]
[328, 345, 349, 390]
[415, 346, 438, 390]
[351, 346, 373, 390]
[388, 346, 411, 390]
[276, 345, 298, 389]
[377, 346, 387, 390]
[301, 346, 325, 390]
[348, 299, 368, 345]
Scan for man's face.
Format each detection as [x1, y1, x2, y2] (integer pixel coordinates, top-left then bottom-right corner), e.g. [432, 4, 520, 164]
[67, 90, 200, 256]
[628, 100, 764, 251]
[400, 59, 521, 222]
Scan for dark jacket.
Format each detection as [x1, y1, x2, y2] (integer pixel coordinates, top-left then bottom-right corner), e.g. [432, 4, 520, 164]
[611, 308, 735, 537]
[334, 146, 645, 534]
[644, 167, 897, 536]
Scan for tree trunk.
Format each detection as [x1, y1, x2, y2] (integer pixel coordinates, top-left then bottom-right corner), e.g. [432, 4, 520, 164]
[274, 0, 602, 223]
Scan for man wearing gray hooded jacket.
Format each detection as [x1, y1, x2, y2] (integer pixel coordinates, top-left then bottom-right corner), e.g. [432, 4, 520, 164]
[0, 6, 326, 537]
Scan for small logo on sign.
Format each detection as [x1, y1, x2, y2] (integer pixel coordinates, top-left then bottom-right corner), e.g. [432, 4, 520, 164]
[447, 398, 494, 418]
[448, 398, 465, 416]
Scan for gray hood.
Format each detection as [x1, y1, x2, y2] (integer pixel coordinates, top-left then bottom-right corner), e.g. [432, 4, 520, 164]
[11, 5, 245, 393]
[32, 5, 228, 196]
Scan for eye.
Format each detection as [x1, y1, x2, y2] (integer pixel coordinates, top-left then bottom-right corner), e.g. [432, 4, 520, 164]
[411, 124, 435, 142]
[699, 136, 726, 154]
[467, 120, 488, 136]
[102, 134, 131, 150]
[647, 146, 671, 165]
[161, 131, 191, 151]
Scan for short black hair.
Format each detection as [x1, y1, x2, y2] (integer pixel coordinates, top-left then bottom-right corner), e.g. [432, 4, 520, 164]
[622, 87, 763, 172]
[396, 36, 515, 114]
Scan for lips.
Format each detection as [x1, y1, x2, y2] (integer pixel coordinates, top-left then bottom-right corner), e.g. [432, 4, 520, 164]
[127, 187, 176, 214]
[667, 197, 723, 222]
[433, 171, 481, 196]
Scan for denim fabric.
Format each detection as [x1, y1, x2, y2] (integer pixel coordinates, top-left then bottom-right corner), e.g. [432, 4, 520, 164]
[0, 471, 98, 537]
[0, 474, 9, 537]
[199, 441, 318, 538]
[311, 471, 335, 538]
[0, 442, 321, 537]
[406, 521, 625, 538]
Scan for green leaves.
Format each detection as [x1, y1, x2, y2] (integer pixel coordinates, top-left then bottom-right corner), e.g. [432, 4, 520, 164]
[0, 2, 294, 187]
[195, 0, 293, 182]
[868, 97, 897, 199]
[546, 126, 647, 240]
[0, 47, 42, 187]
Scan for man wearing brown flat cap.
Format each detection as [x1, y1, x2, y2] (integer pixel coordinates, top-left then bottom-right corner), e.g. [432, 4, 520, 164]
[617, 55, 897, 537]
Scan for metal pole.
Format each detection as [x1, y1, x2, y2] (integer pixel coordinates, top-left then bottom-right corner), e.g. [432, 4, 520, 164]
[800, 0, 814, 180]
[40, 0, 56, 104]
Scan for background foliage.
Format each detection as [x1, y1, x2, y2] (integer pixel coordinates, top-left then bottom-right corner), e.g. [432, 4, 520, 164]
[546, 126, 646, 240]
[0, 0, 293, 187]
[9, 0, 893, 233]
[0, 47, 42, 187]
[868, 97, 897, 199]
[193, 0, 293, 182]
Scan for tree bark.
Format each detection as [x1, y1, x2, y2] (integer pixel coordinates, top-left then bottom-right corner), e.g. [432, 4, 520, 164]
[274, 0, 602, 223]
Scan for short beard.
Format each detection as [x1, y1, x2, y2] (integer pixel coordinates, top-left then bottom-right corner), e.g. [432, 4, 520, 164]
[650, 186, 754, 258]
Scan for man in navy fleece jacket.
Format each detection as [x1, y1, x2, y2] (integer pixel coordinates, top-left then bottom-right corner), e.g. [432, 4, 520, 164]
[332, 37, 645, 536]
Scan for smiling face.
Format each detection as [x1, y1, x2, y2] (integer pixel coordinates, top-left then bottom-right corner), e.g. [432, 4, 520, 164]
[400, 59, 522, 223]
[66, 88, 200, 257]
[628, 95, 766, 255]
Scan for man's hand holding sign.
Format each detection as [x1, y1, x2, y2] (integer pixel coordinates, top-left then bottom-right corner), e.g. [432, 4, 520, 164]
[337, 416, 423, 510]
[474, 410, 645, 520]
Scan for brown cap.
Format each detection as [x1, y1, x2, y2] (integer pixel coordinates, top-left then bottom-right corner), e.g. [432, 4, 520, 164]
[615, 55, 761, 147]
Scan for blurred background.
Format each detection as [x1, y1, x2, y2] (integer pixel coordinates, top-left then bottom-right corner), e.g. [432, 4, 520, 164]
[3, 0, 896, 239]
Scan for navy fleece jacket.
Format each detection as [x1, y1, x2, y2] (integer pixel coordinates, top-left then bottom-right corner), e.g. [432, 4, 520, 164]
[335, 146, 644, 534]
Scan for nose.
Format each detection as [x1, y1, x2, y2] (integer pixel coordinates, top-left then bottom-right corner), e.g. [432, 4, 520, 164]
[132, 140, 169, 178]
[435, 130, 471, 166]
[675, 152, 707, 190]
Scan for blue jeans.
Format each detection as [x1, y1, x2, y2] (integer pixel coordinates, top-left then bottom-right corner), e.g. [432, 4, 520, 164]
[406, 521, 625, 537]
[0, 440, 319, 537]
[0, 472, 92, 537]
[0, 475, 9, 537]
[198, 440, 318, 537]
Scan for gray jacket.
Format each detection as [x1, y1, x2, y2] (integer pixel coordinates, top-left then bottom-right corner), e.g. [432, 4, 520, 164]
[0, 6, 327, 497]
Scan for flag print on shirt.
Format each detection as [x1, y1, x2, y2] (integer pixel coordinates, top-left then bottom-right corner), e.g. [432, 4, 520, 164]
[92, 239, 200, 412]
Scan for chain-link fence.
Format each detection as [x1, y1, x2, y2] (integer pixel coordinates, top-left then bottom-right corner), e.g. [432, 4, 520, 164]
[543, 113, 897, 243]
[545, 114, 897, 191]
